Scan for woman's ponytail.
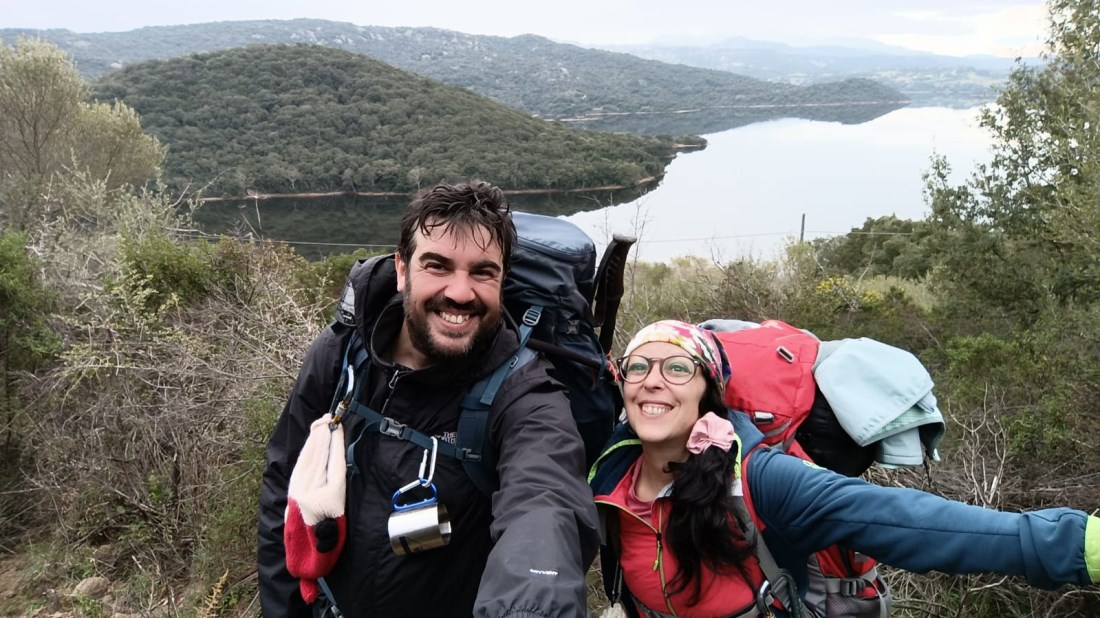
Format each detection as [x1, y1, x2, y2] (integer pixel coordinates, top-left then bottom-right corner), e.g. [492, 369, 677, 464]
[664, 411, 753, 604]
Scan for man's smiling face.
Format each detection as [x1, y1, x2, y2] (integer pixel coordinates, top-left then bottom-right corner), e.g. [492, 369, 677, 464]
[395, 221, 504, 367]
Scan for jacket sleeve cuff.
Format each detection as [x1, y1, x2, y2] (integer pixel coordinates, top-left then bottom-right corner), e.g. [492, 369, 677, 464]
[1086, 515, 1100, 583]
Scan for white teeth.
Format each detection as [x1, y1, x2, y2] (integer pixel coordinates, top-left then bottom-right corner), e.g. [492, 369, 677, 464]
[440, 312, 470, 325]
[640, 404, 670, 416]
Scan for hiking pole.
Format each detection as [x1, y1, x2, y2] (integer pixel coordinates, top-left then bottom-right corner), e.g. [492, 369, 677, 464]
[593, 233, 637, 354]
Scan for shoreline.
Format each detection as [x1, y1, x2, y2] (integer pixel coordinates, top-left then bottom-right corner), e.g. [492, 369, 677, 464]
[195, 176, 663, 203]
[553, 99, 911, 122]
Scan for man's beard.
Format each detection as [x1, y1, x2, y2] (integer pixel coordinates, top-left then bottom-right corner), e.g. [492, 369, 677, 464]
[404, 292, 502, 364]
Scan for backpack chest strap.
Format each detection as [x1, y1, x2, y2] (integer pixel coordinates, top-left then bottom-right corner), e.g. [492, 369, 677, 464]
[343, 399, 475, 478]
[345, 399, 464, 457]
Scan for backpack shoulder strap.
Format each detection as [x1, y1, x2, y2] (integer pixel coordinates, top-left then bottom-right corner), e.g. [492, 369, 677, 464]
[733, 445, 808, 618]
[330, 324, 369, 419]
[457, 306, 543, 495]
[339, 326, 464, 473]
[338, 309, 544, 493]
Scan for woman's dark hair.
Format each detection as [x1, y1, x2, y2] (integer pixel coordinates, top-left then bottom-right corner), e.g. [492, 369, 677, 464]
[664, 380, 754, 605]
[397, 181, 516, 273]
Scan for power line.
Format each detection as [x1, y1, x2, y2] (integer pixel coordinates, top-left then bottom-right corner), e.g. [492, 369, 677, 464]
[177, 229, 396, 249]
[267, 240, 397, 249]
[176, 228, 916, 251]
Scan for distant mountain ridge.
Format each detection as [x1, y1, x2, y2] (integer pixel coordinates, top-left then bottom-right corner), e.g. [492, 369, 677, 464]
[601, 37, 1030, 108]
[1, 19, 908, 134]
[90, 44, 690, 197]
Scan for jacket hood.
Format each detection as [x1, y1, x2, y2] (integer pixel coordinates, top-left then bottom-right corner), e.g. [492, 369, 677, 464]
[332, 253, 400, 333]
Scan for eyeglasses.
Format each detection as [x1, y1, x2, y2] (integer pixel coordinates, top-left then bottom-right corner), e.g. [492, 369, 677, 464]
[617, 355, 701, 385]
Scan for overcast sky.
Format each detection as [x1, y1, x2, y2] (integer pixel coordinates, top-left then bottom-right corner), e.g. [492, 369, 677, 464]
[3, 0, 1048, 57]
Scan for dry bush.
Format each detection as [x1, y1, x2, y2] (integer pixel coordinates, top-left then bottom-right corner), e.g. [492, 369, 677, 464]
[24, 239, 329, 610]
[8, 175, 339, 613]
[614, 244, 808, 353]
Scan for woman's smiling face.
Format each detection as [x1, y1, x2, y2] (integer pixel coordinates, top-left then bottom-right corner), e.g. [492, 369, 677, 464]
[622, 341, 708, 450]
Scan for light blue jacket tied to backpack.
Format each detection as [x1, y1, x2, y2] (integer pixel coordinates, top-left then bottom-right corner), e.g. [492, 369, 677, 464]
[814, 337, 945, 468]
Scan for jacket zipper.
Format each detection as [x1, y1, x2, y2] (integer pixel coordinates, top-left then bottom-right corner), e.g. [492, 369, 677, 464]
[595, 499, 680, 617]
[655, 506, 677, 616]
[379, 367, 403, 414]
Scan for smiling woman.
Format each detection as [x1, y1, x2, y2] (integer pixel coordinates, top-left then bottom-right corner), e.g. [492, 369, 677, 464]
[590, 318, 1100, 618]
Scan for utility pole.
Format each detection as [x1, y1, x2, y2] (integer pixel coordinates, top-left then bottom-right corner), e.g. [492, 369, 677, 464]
[800, 213, 806, 243]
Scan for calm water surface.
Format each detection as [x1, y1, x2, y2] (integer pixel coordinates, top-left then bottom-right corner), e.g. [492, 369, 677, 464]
[191, 106, 992, 263]
[565, 106, 993, 262]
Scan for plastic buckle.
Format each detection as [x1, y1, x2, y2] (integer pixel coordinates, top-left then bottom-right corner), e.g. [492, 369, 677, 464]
[379, 418, 407, 439]
[522, 307, 541, 327]
[839, 578, 863, 596]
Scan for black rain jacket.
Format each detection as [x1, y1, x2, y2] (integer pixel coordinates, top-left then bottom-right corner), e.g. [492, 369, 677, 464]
[257, 254, 599, 617]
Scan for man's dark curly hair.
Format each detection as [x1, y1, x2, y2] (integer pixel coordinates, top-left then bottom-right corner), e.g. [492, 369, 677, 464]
[397, 181, 516, 272]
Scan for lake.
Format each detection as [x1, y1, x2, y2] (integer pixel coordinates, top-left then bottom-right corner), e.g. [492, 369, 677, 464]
[566, 105, 992, 262]
[190, 105, 993, 263]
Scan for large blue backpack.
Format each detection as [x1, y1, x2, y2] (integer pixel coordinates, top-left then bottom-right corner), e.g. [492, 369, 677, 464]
[331, 211, 634, 494]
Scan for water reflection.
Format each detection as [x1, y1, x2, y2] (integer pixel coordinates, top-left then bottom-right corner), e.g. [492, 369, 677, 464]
[566, 106, 991, 263]
[189, 106, 987, 264]
[189, 186, 650, 260]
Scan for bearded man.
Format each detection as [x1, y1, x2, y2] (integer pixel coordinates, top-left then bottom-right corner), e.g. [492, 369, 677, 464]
[257, 181, 598, 617]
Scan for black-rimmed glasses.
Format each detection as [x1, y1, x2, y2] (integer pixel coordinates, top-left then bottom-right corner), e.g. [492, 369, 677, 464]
[617, 355, 701, 385]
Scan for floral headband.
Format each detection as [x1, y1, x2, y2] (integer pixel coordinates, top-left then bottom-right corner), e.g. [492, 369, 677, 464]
[623, 319, 727, 394]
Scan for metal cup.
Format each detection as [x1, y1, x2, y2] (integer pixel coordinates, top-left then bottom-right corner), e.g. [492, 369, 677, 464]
[388, 501, 451, 556]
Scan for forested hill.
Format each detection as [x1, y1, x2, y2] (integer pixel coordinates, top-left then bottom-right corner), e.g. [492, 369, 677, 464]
[92, 44, 688, 196]
[3, 19, 908, 129]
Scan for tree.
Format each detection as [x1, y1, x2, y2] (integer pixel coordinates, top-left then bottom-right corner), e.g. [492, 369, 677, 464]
[0, 37, 165, 231]
[70, 99, 166, 191]
[0, 38, 84, 185]
[925, 0, 1100, 326]
[0, 230, 56, 447]
[922, 0, 1100, 501]
[812, 216, 932, 280]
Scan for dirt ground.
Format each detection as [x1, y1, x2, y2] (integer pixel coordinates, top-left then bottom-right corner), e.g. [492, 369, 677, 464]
[0, 553, 35, 615]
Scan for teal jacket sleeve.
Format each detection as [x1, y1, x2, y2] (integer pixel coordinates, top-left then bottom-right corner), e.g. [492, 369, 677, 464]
[746, 449, 1096, 589]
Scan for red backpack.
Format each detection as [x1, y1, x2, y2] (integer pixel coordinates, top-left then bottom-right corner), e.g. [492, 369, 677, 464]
[716, 320, 819, 447]
[713, 319, 891, 618]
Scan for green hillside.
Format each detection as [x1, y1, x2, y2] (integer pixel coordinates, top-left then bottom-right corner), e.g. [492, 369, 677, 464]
[4, 19, 908, 132]
[92, 44, 685, 196]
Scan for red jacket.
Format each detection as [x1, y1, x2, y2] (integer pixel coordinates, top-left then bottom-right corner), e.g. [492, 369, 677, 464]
[595, 456, 770, 618]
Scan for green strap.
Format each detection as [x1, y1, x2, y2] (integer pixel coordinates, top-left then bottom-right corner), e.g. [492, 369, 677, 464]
[1085, 515, 1100, 583]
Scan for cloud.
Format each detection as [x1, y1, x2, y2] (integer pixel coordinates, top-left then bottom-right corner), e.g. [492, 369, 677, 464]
[893, 11, 944, 22]
[876, 4, 1046, 56]
[4, 0, 1048, 57]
